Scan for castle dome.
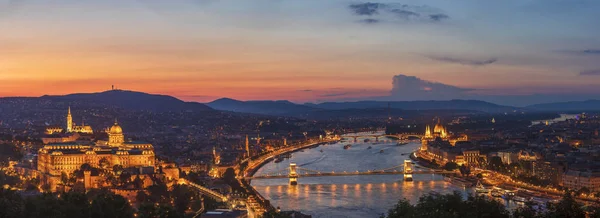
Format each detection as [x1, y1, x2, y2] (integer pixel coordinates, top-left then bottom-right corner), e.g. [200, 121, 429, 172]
[109, 121, 123, 134]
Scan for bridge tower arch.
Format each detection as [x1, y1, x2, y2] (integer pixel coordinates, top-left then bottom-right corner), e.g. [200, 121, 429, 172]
[403, 160, 413, 181]
[289, 163, 298, 185]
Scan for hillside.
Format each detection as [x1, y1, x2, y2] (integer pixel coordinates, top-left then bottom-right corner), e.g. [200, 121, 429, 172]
[308, 100, 517, 114]
[207, 98, 316, 115]
[40, 90, 213, 112]
[526, 100, 600, 112]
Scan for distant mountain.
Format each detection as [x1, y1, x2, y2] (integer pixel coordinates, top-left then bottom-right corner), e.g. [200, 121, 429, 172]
[526, 100, 600, 111]
[207, 98, 517, 116]
[307, 100, 517, 113]
[207, 98, 316, 115]
[298, 108, 482, 120]
[41, 90, 213, 112]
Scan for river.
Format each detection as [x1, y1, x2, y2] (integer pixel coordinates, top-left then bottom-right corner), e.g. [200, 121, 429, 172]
[531, 113, 578, 126]
[250, 133, 484, 217]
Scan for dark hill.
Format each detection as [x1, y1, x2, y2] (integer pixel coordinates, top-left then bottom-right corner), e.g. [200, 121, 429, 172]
[40, 90, 212, 112]
[526, 100, 600, 112]
[308, 100, 517, 113]
[207, 98, 316, 115]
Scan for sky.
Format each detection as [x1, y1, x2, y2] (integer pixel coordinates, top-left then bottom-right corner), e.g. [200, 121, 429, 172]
[1, 0, 600, 105]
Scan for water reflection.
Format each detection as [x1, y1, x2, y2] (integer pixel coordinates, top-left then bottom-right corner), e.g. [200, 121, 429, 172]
[251, 138, 468, 218]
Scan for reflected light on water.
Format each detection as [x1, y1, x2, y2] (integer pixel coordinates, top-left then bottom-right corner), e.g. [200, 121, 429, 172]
[250, 140, 468, 217]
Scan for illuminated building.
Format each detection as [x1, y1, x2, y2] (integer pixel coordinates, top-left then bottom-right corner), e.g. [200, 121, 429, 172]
[562, 169, 600, 192]
[38, 119, 155, 191]
[46, 107, 93, 135]
[418, 118, 476, 166]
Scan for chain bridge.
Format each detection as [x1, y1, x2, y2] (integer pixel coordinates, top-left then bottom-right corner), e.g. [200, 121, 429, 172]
[247, 160, 456, 184]
[342, 134, 423, 143]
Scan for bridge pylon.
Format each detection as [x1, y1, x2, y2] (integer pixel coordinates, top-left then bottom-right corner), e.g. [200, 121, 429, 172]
[289, 163, 298, 185]
[403, 160, 413, 181]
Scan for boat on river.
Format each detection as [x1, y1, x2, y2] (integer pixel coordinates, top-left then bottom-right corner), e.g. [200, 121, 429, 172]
[379, 149, 384, 153]
[491, 188, 503, 197]
[343, 144, 352, 149]
[397, 141, 408, 146]
[502, 190, 516, 200]
[475, 181, 491, 193]
[367, 146, 372, 149]
[274, 156, 285, 163]
[444, 177, 474, 188]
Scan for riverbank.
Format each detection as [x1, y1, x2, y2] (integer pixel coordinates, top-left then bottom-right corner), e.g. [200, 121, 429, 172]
[244, 140, 338, 178]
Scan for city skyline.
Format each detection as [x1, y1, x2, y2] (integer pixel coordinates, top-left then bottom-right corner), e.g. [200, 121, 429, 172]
[1, 0, 600, 104]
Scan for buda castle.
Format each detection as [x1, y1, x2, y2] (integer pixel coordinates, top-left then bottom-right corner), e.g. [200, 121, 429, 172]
[38, 108, 156, 190]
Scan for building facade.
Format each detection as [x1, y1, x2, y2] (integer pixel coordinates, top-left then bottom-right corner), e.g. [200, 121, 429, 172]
[38, 118, 156, 190]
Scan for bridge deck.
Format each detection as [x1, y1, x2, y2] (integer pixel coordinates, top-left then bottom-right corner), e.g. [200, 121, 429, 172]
[248, 170, 456, 179]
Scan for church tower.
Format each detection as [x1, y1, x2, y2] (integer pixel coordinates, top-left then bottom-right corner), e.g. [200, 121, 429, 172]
[213, 146, 221, 165]
[245, 135, 250, 158]
[66, 107, 73, 132]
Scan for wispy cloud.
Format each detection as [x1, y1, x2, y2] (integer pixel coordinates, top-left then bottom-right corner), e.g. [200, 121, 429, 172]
[559, 49, 600, 55]
[429, 14, 450, 22]
[348, 2, 450, 23]
[319, 92, 350, 97]
[358, 18, 380, 24]
[580, 69, 600, 76]
[349, 2, 383, 16]
[582, 49, 600, 55]
[426, 55, 498, 66]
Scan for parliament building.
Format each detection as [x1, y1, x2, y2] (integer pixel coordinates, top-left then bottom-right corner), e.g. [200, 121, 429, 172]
[38, 108, 156, 190]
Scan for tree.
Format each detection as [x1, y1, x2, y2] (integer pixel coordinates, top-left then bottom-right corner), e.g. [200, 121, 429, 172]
[90, 190, 134, 218]
[59, 191, 90, 218]
[61, 172, 69, 185]
[136, 191, 149, 205]
[541, 191, 585, 218]
[171, 185, 193, 215]
[443, 162, 459, 171]
[488, 156, 505, 172]
[0, 188, 25, 217]
[382, 192, 510, 218]
[576, 187, 590, 196]
[382, 199, 414, 218]
[512, 201, 541, 218]
[138, 203, 179, 218]
[112, 165, 124, 175]
[458, 165, 471, 176]
[98, 158, 110, 170]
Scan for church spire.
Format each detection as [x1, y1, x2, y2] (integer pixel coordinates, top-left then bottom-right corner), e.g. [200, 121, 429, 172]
[66, 107, 73, 132]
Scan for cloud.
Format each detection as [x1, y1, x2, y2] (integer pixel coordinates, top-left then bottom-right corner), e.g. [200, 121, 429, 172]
[426, 55, 498, 66]
[582, 49, 600, 55]
[580, 69, 600, 76]
[319, 92, 350, 97]
[389, 75, 473, 101]
[559, 49, 600, 55]
[389, 9, 420, 18]
[349, 3, 384, 16]
[429, 14, 450, 21]
[348, 2, 449, 23]
[299, 89, 313, 92]
[358, 18, 380, 24]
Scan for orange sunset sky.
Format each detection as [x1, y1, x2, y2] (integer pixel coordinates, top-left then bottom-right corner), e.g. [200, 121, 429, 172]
[1, 0, 600, 103]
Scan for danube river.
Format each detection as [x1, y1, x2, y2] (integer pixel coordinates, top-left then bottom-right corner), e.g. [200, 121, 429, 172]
[251, 134, 474, 217]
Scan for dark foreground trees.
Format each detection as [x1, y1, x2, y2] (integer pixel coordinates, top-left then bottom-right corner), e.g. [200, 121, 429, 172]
[0, 188, 134, 218]
[382, 191, 600, 218]
[382, 192, 509, 218]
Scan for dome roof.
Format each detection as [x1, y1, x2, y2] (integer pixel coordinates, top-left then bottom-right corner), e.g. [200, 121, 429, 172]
[109, 121, 123, 134]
